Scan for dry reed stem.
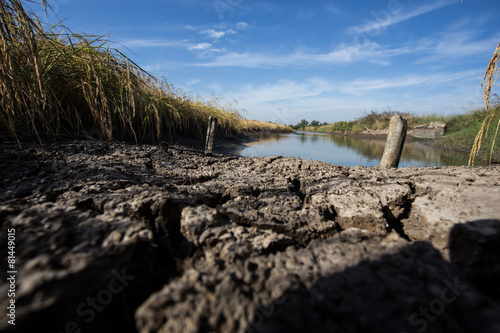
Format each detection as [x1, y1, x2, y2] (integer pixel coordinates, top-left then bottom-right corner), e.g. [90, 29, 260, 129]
[469, 42, 500, 166]
[481, 42, 500, 109]
[0, 0, 246, 145]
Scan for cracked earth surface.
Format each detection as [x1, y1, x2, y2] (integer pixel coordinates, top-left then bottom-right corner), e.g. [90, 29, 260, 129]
[1, 140, 499, 332]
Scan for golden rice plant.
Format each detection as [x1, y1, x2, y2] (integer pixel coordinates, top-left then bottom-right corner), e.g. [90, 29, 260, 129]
[239, 119, 293, 133]
[469, 41, 500, 165]
[0, 0, 244, 147]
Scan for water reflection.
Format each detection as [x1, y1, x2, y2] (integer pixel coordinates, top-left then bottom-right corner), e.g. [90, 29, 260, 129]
[236, 132, 472, 167]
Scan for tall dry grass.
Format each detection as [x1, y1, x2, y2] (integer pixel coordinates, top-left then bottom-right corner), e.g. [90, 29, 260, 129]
[239, 119, 293, 133]
[0, 0, 244, 147]
[469, 41, 500, 165]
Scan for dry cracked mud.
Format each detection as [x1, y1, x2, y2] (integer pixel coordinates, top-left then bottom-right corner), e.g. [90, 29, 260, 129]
[0, 139, 499, 333]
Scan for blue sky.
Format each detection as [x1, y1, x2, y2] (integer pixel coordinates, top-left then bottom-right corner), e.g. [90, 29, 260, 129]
[36, 0, 500, 125]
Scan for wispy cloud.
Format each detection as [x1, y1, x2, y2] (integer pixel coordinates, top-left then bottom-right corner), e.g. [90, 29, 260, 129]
[236, 22, 249, 29]
[325, 4, 341, 15]
[238, 78, 332, 104]
[120, 39, 184, 48]
[187, 42, 213, 51]
[349, 0, 456, 34]
[120, 38, 223, 55]
[343, 69, 483, 93]
[195, 41, 406, 68]
[413, 31, 500, 64]
[185, 78, 201, 86]
[201, 29, 236, 39]
[234, 70, 480, 103]
[223, 78, 336, 124]
[123, 25, 496, 72]
[223, 70, 483, 123]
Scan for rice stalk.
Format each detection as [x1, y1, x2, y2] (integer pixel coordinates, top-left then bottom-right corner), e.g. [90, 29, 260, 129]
[469, 105, 498, 165]
[0, 0, 246, 147]
[469, 42, 500, 165]
[481, 42, 500, 109]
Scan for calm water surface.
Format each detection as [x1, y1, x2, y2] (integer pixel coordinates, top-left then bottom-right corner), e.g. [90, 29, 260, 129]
[235, 132, 472, 167]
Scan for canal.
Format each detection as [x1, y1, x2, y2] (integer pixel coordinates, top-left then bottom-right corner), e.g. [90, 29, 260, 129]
[235, 132, 471, 167]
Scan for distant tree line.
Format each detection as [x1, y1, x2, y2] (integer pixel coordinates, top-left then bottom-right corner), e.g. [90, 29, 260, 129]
[288, 110, 416, 132]
[289, 119, 328, 130]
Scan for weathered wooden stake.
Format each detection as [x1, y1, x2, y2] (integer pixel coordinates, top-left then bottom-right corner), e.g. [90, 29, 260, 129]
[205, 116, 217, 154]
[380, 115, 407, 168]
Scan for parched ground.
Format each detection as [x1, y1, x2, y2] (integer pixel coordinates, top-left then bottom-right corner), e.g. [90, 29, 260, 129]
[0, 139, 499, 333]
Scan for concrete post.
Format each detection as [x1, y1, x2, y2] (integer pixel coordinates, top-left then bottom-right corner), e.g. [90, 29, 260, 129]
[205, 116, 217, 154]
[380, 115, 407, 168]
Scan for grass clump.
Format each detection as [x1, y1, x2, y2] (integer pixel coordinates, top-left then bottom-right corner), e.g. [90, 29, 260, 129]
[357, 110, 407, 130]
[436, 106, 500, 163]
[0, 0, 245, 147]
[330, 120, 357, 132]
[240, 119, 293, 133]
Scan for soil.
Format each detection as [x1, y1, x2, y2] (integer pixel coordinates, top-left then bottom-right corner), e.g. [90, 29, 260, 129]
[1, 136, 499, 333]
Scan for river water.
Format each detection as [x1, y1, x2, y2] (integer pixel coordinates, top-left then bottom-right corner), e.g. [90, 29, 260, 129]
[235, 132, 472, 167]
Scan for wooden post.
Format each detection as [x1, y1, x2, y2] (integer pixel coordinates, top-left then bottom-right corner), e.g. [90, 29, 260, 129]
[380, 115, 407, 168]
[205, 116, 217, 155]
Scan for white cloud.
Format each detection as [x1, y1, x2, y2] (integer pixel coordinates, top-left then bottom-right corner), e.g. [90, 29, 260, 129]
[119, 38, 224, 54]
[240, 78, 332, 103]
[201, 29, 236, 39]
[236, 22, 249, 29]
[342, 70, 483, 93]
[191, 27, 494, 69]
[222, 78, 336, 124]
[187, 42, 213, 51]
[413, 31, 500, 64]
[218, 69, 484, 123]
[121, 39, 183, 48]
[124, 26, 497, 75]
[233, 71, 480, 104]
[349, 0, 456, 34]
[185, 78, 201, 86]
[195, 41, 410, 68]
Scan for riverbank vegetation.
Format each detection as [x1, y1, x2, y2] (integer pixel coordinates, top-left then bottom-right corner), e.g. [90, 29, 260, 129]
[0, 0, 286, 147]
[240, 119, 293, 133]
[289, 39, 500, 165]
[290, 105, 500, 164]
[470, 41, 500, 165]
[291, 110, 442, 133]
[437, 104, 500, 163]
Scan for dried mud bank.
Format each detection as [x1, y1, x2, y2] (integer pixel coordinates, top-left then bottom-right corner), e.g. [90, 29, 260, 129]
[1, 139, 499, 333]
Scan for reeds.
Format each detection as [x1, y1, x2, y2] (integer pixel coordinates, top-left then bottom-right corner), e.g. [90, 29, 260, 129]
[239, 119, 293, 133]
[469, 42, 500, 165]
[0, 0, 245, 147]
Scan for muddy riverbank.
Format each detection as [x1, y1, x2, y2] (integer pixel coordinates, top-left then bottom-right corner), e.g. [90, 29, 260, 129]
[1, 139, 499, 332]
